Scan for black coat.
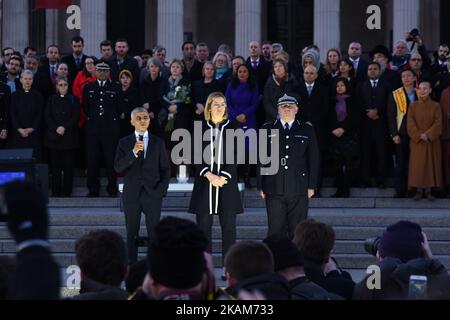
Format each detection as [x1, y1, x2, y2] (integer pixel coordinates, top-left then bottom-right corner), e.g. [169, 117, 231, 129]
[189, 120, 243, 215]
[108, 55, 141, 86]
[258, 119, 319, 195]
[44, 94, 80, 150]
[119, 87, 141, 137]
[10, 89, 43, 149]
[246, 56, 272, 94]
[357, 79, 391, 138]
[182, 59, 204, 82]
[82, 80, 121, 136]
[191, 79, 224, 120]
[11, 246, 60, 300]
[140, 75, 164, 118]
[387, 88, 417, 138]
[328, 95, 360, 158]
[263, 74, 300, 122]
[354, 58, 369, 83]
[61, 54, 87, 84]
[0, 81, 11, 131]
[72, 277, 129, 300]
[380, 68, 402, 90]
[114, 132, 170, 201]
[297, 81, 330, 149]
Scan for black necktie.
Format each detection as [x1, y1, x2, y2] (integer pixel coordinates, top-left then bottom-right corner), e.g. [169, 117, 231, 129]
[284, 123, 290, 131]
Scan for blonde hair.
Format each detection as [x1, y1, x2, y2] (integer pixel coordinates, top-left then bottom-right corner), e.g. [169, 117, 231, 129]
[204, 92, 228, 121]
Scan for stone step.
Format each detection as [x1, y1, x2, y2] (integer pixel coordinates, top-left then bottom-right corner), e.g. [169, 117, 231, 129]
[44, 208, 450, 228]
[3, 239, 450, 256]
[2, 225, 450, 241]
[47, 197, 450, 209]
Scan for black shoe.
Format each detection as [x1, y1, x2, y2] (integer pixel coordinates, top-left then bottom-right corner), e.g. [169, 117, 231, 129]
[377, 182, 386, 189]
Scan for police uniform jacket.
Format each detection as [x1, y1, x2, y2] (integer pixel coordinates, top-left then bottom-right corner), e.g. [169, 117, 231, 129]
[189, 120, 244, 215]
[0, 81, 11, 131]
[258, 119, 319, 196]
[82, 80, 121, 136]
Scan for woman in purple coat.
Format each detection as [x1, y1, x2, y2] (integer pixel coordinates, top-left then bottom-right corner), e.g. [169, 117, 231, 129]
[225, 64, 259, 187]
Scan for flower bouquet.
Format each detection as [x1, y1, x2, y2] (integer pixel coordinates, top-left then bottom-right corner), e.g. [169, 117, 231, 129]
[163, 85, 191, 132]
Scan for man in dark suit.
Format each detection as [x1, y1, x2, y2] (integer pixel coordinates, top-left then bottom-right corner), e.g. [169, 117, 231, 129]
[0, 81, 10, 147]
[61, 36, 87, 84]
[357, 62, 391, 188]
[431, 44, 449, 75]
[370, 45, 402, 90]
[347, 42, 368, 83]
[297, 65, 329, 195]
[114, 107, 170, 264]
[109, 39, 140, 86]
[83, 61, 121, 197]
[258, 94, 319, 239]
[1, 47, 14, 74]
[246, 41, 272, 128]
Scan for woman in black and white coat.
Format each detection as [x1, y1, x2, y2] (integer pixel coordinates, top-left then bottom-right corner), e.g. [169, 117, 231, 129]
[188, 91, 243, 278]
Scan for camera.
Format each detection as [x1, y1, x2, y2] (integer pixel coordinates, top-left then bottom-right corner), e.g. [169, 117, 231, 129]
[364, 236, 381, 256]
[408, 275, 427, 299]
[407, 28, 420, 42]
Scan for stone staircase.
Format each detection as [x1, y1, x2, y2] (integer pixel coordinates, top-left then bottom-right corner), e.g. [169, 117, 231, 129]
[1, 177, 450, 277]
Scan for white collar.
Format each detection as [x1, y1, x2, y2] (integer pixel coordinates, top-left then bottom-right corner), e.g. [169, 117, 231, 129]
[97, 80, 106, 86]
[280, 119, 295, 128]
[305, 82, 315, 87]
[135, 131, 149, 138]
[350, 57, 360, 63]
[251, 57, 260, 63]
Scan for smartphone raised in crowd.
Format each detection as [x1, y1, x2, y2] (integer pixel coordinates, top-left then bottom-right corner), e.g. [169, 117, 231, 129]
[408, 275, 427, 299]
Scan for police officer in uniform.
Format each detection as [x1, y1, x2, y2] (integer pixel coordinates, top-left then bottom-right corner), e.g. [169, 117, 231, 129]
[258, 94, 319, 239]
[83, 61, 121, 197]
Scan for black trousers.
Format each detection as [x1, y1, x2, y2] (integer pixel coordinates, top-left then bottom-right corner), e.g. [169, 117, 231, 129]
[123, 189, 163, 264]
[394, 135, 410, 195]
[265, 194, 308, 239]
[361, 132, 388, 184]
[86, 133, 117, 193]
[196, 211, 236, 264]
[49, 149, 75, 196]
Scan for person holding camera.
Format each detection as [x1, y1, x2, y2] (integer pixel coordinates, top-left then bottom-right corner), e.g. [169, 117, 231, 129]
[354, 220, 450, 300]
[114, 107, 170, 264]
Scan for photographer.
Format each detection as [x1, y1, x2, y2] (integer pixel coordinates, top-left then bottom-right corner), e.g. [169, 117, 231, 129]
[3, 181, 60, 299]
[354, 220, 450, 300]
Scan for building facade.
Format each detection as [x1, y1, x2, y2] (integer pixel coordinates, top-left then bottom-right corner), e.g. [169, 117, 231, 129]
[0, 0, 447, 62]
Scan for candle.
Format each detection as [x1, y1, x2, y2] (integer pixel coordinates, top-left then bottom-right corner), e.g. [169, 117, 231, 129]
[179, 165, 186, 178]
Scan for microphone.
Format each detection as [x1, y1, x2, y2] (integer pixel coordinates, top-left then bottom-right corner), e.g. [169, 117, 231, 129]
[137, 133, 144, 157]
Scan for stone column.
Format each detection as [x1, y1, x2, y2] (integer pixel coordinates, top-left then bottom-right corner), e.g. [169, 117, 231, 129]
[393, 0, 419, 46]
[2, 0, 29, 50]
[313, 0, 340, 62]
[157, 0, 183, 62]
[80, 0, 107, 56]
[235, 0, 262, 57]
[46, 9, 59, 47]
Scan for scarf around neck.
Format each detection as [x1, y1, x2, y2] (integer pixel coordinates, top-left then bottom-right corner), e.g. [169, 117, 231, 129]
[335, 94, 350, 122]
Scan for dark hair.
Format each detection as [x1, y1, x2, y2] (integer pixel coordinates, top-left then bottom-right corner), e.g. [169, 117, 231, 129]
[182, 40, 196, 50]
[338, 58, 355, 78]
[115, 38, 128, 45]
[46, 44, 59, 53]
[335, 77, 352, 95]
[293, 219, 335, 265]
[368, 61, 381, 69]
[272, 58, 288, 74]
[262, 40, 273, 46]
[440, 43, 449, 49]
[231, 55, 246, 63]
[75, 229, 128, 286]
[2, 47, 13, 56]
[23, 46, 36, 55]
[9, 55, 22, 66]
[196, 42, 208, 48]
[141, 49, 153, 56]
[401, 68, 416, 77]
[231, 64, 256, 90]
[71, 36, 84, 44]
[82, 56, 98, 77]
[100, 40, 113, 48]
[224, 241, 274, 282]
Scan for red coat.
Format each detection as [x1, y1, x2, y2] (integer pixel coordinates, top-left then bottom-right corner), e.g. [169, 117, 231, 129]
[72, 71, 96, 127]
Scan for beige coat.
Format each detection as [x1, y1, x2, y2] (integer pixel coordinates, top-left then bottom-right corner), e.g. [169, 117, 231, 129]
[407, 98, 443, 188]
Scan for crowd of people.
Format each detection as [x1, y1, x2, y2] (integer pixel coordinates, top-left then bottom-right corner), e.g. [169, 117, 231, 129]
[1, 181, 450, 301]
[1, 32, 450, 199]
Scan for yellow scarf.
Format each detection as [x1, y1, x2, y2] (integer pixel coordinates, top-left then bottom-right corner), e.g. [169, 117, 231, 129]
[393, 88, 408, 131]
